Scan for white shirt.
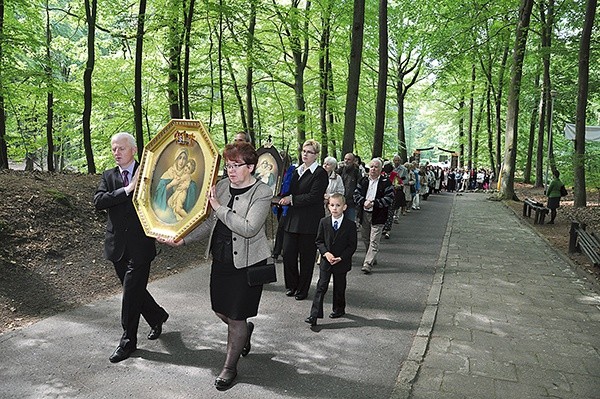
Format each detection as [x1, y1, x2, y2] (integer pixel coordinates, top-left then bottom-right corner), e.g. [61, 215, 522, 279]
[332, 215, 344, 230]
[364, 176, 379, 211]
[297, 161, 318, 178]
[366, 176, 379, 201]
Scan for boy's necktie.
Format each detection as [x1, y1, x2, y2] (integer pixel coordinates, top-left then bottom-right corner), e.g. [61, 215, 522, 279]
[333, 220, 338, 231]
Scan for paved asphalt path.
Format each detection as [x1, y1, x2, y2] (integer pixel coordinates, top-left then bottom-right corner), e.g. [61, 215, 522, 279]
[0, 192, 453, 399]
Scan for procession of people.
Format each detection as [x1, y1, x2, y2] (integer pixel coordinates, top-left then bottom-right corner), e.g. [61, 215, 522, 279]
[96, 131, 498, 391]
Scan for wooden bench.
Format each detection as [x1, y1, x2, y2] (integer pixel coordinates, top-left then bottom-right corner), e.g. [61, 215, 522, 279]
[569, 221, 600, 266]
[522, 198, 549, 225]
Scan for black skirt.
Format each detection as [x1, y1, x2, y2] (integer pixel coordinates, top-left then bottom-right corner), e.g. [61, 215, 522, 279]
[547, 197, 560, 210]
[210, 258, 264, 320]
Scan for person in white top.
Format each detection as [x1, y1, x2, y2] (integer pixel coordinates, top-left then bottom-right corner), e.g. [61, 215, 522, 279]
[322, 156, 345, 215]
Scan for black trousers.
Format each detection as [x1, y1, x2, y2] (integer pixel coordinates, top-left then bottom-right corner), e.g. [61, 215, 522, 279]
[282, 231, 317, 297]
[309, 268, 347, 318]
[113, 256, 166, 349]
[273, 212, 287, 257]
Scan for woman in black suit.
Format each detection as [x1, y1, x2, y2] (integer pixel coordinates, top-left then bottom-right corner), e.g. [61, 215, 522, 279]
[278, 139, 329, 300]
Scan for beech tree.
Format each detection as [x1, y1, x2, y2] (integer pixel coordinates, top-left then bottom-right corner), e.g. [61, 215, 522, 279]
[573, 0, 597, 207]
[342, 0, 365, 156]
[372, 0, 387, 158]
[500, 0, 535, 200]
[82, 0, 97, 174]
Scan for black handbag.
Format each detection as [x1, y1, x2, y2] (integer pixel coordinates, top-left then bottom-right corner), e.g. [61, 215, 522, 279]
[247, 260, 277, 286]
[560, 184, 568, 197]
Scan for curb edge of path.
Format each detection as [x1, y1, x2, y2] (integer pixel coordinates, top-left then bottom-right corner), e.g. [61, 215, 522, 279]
[389, 194, 456, 399]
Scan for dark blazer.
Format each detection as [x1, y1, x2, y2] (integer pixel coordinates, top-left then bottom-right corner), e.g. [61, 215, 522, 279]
[94, 162, 156, 264]
[315, 216, 357, 274]
[353, 176, 394, 225]
[283, 165, 329, 234]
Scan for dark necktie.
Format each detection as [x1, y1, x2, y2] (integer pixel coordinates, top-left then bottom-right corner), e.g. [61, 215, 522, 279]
[333, 220, 338, 231]
[122, 170, 129, 187]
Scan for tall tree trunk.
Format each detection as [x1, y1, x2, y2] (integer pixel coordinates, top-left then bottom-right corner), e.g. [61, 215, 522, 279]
[319, 3, 332, 160]
[500, 0, 535, 200]
[225, 55, 246, 136]
[327, 60, 337, 159]
[272, 0, 310, 151]
[83, 0, 97, 174]
[218, 0, 227, 142]
[396, 81, 407, 162]
[394, 49, 421, 163]
[45, 1, 55, 172]
[574, 0, 596, 207]
[524, 72, 540, 184]
[206, 11, 215, 131]
[458, 93, 465, 167]
[294, 1, 310, 150]
[342, 0, 365, 156]
[0, 0, 6, 170]
[495, 45, 509, 177]
[372, 0, 387, 158]
[134, 0, 147, 159]
[467, 63, 475, 170]
[246, 1, 256, 142]
[486, 83, 495, 175]
[535, 78, 546, 187]
[167, 5, 183, 119]
[472, 92, 485, 170]
[541, 0, 555, 178]
[182, 0, 196, 119]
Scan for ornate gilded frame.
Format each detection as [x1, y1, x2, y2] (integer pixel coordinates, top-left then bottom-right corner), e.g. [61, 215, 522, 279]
[133, 119, 221, 240]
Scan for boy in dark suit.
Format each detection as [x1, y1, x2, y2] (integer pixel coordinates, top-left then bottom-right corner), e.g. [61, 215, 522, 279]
[305, 193, 358, 327]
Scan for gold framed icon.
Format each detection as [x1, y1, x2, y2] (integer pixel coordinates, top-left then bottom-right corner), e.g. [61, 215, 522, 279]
[133, 119, 221, 240]
[255, 144, 284, 198]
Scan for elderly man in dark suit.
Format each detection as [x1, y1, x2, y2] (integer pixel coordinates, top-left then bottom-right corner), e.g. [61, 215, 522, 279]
[94, 132, 169, 363]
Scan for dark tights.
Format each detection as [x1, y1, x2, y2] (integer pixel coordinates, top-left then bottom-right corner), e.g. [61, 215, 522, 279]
[550, 209, 557, 222]
[215, 312, 248, 380]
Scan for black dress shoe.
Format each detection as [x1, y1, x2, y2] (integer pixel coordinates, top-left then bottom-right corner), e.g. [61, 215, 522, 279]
[304, 316, 317, 326]
[329, 311, 345, 319]
[285, 289, 295, 297]
[109, 345, 136, 363]
[214, 371, 237, 391]
[148, 312, 169, 340]
[241, 321, 254, 357]
[295, 293, 307, 300]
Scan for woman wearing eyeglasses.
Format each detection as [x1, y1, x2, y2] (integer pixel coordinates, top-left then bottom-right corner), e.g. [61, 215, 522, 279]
[160, 142, 272, 391]
[278, 139, 329, 300]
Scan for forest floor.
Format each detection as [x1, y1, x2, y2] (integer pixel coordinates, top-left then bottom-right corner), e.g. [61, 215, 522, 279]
[504, 182, 600, 287]
[0, 169, 202, 334]
[0, 170, 599, 335]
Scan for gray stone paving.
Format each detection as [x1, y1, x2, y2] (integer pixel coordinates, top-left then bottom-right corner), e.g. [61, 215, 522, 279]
[396, 193, 600, 399]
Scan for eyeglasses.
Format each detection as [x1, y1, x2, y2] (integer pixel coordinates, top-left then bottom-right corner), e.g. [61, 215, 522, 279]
[225, 163, 247, 170]
[302, 149, 316, 155]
